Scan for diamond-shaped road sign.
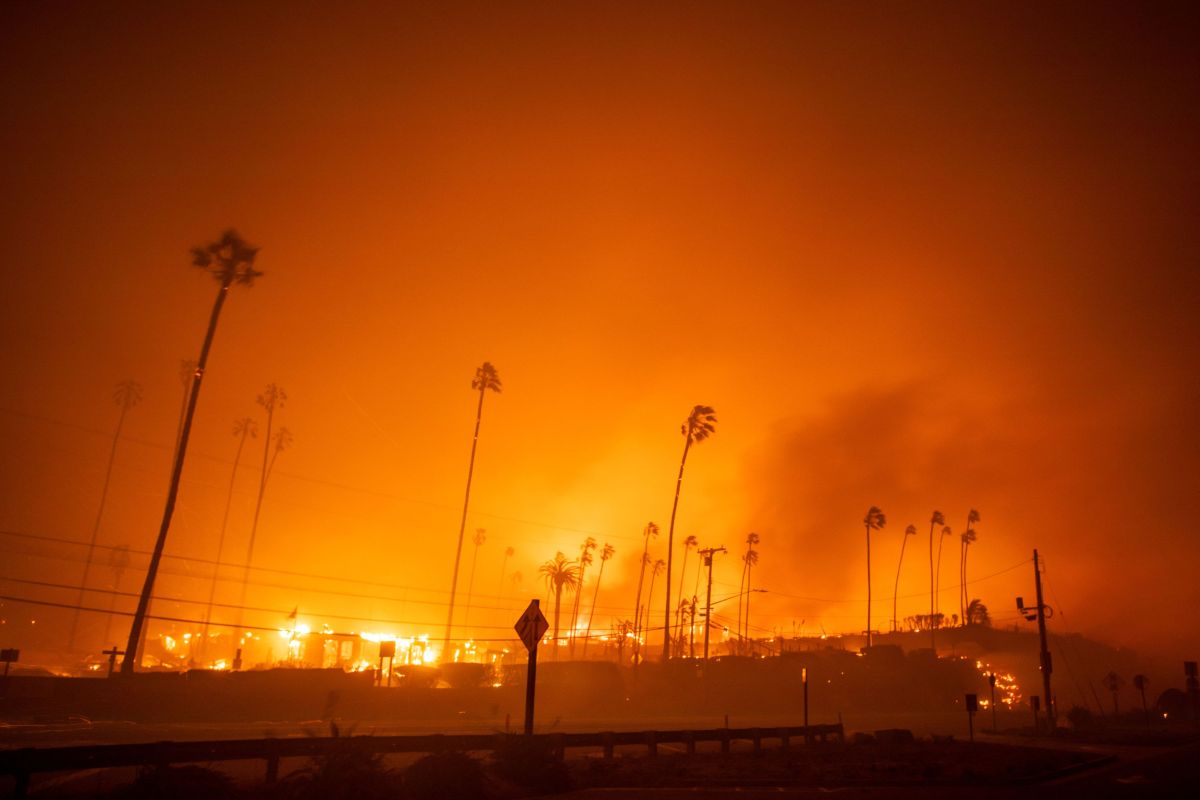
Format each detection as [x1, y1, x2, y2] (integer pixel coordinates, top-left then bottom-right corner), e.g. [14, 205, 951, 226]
[514, 599, 550, 652]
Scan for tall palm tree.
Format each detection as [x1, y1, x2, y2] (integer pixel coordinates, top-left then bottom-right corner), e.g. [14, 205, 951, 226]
[674, 534, 698, 653]
[202, 416, 256, 664]
[927, 510, 945, 650]
[69, 378, 142, 651]
[631, 522, 658, 661]
[935, 524, 953, 628]
[743, 546, 760, 651]
[737, 532, 759, 651]
[445, 362, 502, 657]
[538, 552, 580, 660]
[239, 391, 290, 632]
[863, 506, 887, 648]
[582, 543, 614, 657]
[663, 405, 717, 660]
[960, 523, 979, 625]
[100, 544, 131, 648]
[173, 359, 198, 457]
[645, 557, 666, 659]
[959, 509, 980, 623]
[124, 229, 262, 674]
[892, 524, 917, 633]
[569, 537, 597, 655]
[464, 528, 486, 629]
[498, 545, 514, 599]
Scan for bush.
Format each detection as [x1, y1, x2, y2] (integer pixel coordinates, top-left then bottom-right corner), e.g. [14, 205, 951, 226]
[492, 736, 572, 794]
[1065, 705, 1094, 729]
[111, 765, 238, 800]
[403, 751, 487, 800]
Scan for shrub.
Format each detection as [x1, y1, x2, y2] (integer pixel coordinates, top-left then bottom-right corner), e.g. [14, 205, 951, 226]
[403, 751, 487, 800]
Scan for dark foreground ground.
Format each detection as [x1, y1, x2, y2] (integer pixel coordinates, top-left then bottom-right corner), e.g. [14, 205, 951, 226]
[11, 731, 1198, 800]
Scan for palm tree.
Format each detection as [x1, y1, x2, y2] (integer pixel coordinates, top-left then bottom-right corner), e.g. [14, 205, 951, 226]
[498, 546, 515, 599]
[538, 552, 580, 660]
[927, 510, 945, 650]
[737, 532, 759, 651]
[645, 557, 666, 659]
[960, 524, 979, 625]
[743, 546, 760, 652]
[569, 537, 597, 655]
[444, 362, 502, 657]
[124, 229, 262, 674]
[202, 416, 256, 664]
[582, 543, 614, 657]
[510, 570, 523, 597]
[464, 529, 486, 630]
[892, 524, 917, 633]
[965, 598, 990, 627]
[240, 388, 291, 631]
[69, 378, 142, 651]
[674, 534, 698, 653]
[173, 359, 198, 457]
[631, 522, 658, 661]
[863, 506, 887, 647]
[935, 524, 953, 628]
[100, 544, 131, 648]
[663, 405, 717, 660]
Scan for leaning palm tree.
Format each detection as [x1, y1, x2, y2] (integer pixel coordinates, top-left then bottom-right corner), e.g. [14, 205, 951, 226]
[444, 362, 502, 657]
[569, 537, 597, 655]
[202, 416, 256, 663]
[631, 522, 658, 660]
[863, 506, 887, 647]
[582, 543, 614, 657]
[934, 524, 953, 627]
[173, 359, 197, 458]
[538, 552, 580, 660]
[239, 399, 291, 628]
[960, 525, 979, 625]
[892, 524, 917, 633]
[674, 534, 699, 652]
[927, 510, 945, 650]
[663, 405, 717, 660]
[743, 546, 760, 652]
[69, 378, 142, 651]
[644, 557, 666, 659]
[464, 528, 487, 629]
[124, 230, 262, 673]
[100, 544, 132, 648]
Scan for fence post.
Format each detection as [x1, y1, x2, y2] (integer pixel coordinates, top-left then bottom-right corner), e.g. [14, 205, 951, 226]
[264, 739, 280, 784]
[720, 729, 730, 754]
[684, 731, 695, 755]
[645, 730, 657, 757]
[751, 728, 762, 755]
[779, 727, 790, 751]
[602, 732, 615, 761]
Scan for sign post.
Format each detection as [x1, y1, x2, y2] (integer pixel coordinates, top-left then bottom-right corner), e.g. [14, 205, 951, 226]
[514, 599, 550, 735]
[965, 693, 978, 742]
[1, 648, 18, 697]
[102, 646, 125, 678]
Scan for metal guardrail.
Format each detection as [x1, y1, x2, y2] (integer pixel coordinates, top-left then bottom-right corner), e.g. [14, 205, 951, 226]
[0, 723, 843, 798]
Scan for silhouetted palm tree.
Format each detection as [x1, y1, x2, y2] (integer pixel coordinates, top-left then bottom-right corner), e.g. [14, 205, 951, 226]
[124, 229, 262, 674]
[965, 598, 990, 626]
[538, 552, 580, 660]
[863, 506, 887, 647]
[498, 545, 515, 600]
[631, 522, 658, 660]
[927, 510, 945, 649]
[960, 523, 979, 624]
[582, 543, 614, 657]
[445, 362, 502, 656]
[935, 524, 953, 627]
[645, 557, 666, 659]
[70, 379, 142, 651]
[172, 359, 197, 458]
[892, 524, 917, 633]
[100, 544, 131, 648]
[464, 529, 486, 629]
[240, 387, 290, 631]
[202, 417, 256, 663]
[674, 534, 698, 652]
[569, 537, 597, 655]
[737, 532, 759, 650]
[743, 547, 760, 651]
[663, 405, 717, 660]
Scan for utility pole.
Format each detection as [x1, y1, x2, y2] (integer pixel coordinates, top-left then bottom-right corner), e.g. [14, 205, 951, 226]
[700, 546, 726, 660]
[1018, 549, 1055, 731]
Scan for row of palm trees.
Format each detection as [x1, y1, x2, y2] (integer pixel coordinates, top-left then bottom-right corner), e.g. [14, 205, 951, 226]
[863, 506, 982, 649]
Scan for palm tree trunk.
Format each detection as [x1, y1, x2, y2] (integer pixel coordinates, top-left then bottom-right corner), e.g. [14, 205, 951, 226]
[662, 438, 691, 661]
[203, 426, 249, 665]
[865, 525, 872, 648]
[962, 544, 970, 623]
[737, 554, 747, 654]
[68, 401, 131, 651]
[645, 570, 659, 661]
[237, 404, 278, 641]
[744, 563, 753, 652]
[552, 583, 563, 661]
[959, 539, 966, 626]
[892, 535, 909, 634]
[935, 533, 947, 629]
[122, 278, 232, 673]
[928, 522, 937, 650]
[569, 560, 587, 657]
[674, 547, 690, 652]
[632, 548, 648, 663]
[444, 385, 486, 657]
[582, 559, 606, 657]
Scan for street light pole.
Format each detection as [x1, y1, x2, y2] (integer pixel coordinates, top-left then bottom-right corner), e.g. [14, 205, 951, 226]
[699, 546, 726, 660]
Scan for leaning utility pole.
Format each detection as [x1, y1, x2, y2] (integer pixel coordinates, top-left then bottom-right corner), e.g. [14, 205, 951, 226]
[699, 546, 726, 660]
[1018, 549, 1056, 731]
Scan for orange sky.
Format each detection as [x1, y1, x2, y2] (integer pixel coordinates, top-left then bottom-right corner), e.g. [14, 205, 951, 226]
[1, 1, 1197, 665]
